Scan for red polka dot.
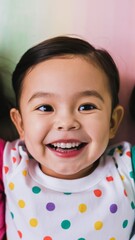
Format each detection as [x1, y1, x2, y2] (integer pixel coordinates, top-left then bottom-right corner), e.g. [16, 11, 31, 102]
[126, 151, 131, 157]
[17, 230, 22, 238]
[12, 157, 16, 163]
[43, 237, 52, 240]
[4, 166, 9, 174]
[12, 148, 16, 151]
[124, 189, 128, 197]
[94, 189, 102, 197]
[106, 176, 114, 182]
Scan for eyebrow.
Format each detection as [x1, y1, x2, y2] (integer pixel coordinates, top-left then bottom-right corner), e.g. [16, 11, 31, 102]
[28, 90, 104, 103]
[76, 90, 104, 102]
[28, 92, 54, 103]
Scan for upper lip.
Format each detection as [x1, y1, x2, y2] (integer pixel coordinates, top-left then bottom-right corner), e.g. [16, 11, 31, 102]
[49, 139, 82, 144]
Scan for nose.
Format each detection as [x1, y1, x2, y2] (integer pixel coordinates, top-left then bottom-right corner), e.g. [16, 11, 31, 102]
[54, 112, 81, 131]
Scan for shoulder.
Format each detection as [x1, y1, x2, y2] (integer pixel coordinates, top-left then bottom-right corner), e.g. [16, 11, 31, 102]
[106, 142, 135, 199]
[106, 141, 134, 184]
[106, 141, 131, 156]
[3, 139, 25, 158]
[3, 139, 24, 175]
[106, 141, 132, 167]
[105, 141, 133, 178]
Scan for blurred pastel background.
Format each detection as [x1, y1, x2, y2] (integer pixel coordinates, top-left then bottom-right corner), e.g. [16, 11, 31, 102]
[0, 0, 135, 143]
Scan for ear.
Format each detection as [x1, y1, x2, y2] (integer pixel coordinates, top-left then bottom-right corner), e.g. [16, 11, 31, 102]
[10, 108, 24, 140]
[109, 105, 124, 139]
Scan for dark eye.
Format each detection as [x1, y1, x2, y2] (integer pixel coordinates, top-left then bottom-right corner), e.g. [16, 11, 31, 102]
[79, 104, 97, 112]
[37, 105, 54, 112]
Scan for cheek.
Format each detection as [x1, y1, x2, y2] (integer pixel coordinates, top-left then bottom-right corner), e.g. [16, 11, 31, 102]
[85, 116, 111, 140]
[23, 116, 47, 134]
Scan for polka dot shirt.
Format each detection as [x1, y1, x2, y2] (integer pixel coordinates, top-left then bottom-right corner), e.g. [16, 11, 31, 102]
[3, 140, 135, 240]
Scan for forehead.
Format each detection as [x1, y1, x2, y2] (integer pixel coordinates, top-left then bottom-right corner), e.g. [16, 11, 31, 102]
[21, 56, 111, 98]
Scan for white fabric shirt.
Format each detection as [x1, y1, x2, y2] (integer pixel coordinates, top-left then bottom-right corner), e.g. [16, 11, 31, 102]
[3, 140, 135, 240]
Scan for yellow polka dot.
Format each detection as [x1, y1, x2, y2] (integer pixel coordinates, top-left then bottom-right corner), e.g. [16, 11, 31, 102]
[116, 149, 122, 154]
[22, 170, 27, 176]
[8, 182, 15, 190]
[29, 218, 38, 227]
[94, 221, 103, 230]
[109, 238, 116, 240]
[78, 203, 87, 213]
[120, 175, 124, 181]
[18, 200, 25, 208]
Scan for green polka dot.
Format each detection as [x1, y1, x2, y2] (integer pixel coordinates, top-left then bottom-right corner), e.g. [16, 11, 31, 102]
[108, 148, 115, 156]
[61, 220, 71, 229]
[122, 219, 128, 228]
[32, 186, 41, 194]
[78, 238, 86, 240]
[10, 212, 14, 219]
[64, 192, 72, 195]
[131, 201, 135, 209]
[129, 171, 134, 179]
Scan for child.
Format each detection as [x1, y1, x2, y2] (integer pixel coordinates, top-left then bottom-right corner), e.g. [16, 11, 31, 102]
[0, 36, 134, 239]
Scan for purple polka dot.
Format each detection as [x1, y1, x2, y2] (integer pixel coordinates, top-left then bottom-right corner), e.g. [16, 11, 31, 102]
[46, 202, 55, 211]
[110, 204, 118, 213]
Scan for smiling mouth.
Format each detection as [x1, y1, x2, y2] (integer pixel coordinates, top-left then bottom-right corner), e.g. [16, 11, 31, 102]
[47, 142, 87, 152]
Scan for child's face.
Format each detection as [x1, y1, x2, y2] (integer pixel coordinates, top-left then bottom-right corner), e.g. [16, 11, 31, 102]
[11, 56, 123, 179]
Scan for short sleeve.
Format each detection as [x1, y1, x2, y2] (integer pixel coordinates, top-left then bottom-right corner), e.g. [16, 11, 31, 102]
[107, 142, 134, 200]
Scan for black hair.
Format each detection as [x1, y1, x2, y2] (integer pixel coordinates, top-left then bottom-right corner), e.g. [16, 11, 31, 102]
[129, 86, 135, 120]
[12, 36, 120, 109]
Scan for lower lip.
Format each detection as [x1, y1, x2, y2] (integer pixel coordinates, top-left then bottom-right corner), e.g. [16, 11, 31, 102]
[47, 146, 86, 158]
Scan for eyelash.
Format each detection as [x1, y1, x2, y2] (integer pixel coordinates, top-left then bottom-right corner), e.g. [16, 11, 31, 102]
[78, 104, 97, 112]
[36, 103, 97, 113]
[37, 105, 54, 112]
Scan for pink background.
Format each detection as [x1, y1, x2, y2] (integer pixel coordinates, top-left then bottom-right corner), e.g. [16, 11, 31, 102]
[0, 0, 135, 144]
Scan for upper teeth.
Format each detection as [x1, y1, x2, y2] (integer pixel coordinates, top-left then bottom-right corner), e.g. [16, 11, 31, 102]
[52, 142, 80, 149]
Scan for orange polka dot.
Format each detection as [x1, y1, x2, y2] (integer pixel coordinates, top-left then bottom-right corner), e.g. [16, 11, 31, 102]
[94, 189, 102, 197]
